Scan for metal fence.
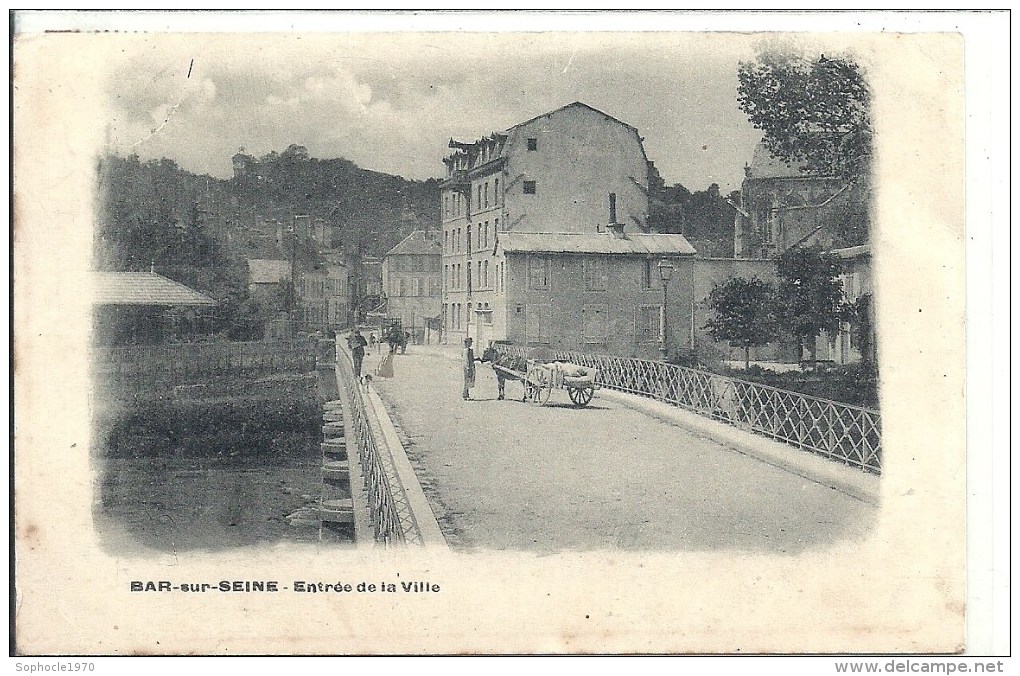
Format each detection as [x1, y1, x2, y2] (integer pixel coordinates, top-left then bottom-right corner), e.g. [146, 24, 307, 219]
[497, 346, 881, 474]
[92, 340, 319, 383]
[334, 343, 424, 544]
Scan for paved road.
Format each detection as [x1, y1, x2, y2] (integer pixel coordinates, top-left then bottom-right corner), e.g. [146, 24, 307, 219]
[365, 345, 875, 553]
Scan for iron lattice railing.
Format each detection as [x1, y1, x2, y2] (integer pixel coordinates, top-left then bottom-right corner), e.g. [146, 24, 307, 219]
[497, 346, 881, 474]
[335, 344, 424, 544]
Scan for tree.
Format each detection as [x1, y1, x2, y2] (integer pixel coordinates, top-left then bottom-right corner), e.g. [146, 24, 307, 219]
[738, 52, 872, 182]
[705, 277, 780, 369]
[775, 246, 848, 362]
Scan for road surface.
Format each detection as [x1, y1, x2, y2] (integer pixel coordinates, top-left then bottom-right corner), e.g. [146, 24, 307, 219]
[364, 345, 875, 553]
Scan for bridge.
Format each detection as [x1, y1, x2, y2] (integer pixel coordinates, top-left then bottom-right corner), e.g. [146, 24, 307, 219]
[330, 341, 880, 553]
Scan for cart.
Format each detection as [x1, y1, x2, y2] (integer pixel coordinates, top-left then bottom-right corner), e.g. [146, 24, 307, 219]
[521, 359, 600, 407]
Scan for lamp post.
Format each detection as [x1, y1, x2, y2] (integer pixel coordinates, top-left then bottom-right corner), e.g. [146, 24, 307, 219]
[658, 259, 675, 361]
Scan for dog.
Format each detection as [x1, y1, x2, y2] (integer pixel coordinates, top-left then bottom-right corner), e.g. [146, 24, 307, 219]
[360, 374, 373, 391]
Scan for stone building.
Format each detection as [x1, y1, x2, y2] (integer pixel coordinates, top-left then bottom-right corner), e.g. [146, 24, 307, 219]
[439, 102, 655, 344]
[733, 141, 869, 259]
[488, 230, 697, 360]
[295, 262, 350, 331]
[381, 230, 442, 343]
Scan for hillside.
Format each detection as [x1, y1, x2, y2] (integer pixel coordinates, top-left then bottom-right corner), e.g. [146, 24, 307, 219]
[94, 148, 441, 274]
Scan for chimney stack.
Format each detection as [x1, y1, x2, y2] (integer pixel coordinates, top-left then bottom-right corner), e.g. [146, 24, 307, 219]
[608, 193, 627, 238]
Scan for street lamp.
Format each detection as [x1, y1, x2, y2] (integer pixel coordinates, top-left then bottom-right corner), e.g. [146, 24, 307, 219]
[658, 259, 675, 361]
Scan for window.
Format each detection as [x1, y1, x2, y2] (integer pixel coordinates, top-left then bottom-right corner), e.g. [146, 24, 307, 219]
[444, 265, 448, 290]
[477, 223, 483, 250]
[477, 261, 482, 288]
[484, 183, 489, 208]
[523, 180, 537, 195]
[527, 138, 538, 151]
[583, 257, 608, 291]
[483, 221, 489, 248]
[525, 303, 550, 343]
[641, 260, 654, 289]
[411, 277, 421, 296]
[637, 305, 661, 343]
[466, 225, 472, 253]
[494, 217, 499, 232]
[466, 263, 472, 292]
[582, 305, 608, 344]
[477, 185, 482, 207]
[494, 179, 499, 203]
[528, 256, 550, 290]
[444, 194, 448, 217]
[467, 303, 472, 326]
[483, 260, 489, 288]
[398, 278, 406, 296]
[444, 230, 448, 253]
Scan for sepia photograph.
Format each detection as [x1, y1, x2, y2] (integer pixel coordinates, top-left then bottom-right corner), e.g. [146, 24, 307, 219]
[11, 10, 1004, 659]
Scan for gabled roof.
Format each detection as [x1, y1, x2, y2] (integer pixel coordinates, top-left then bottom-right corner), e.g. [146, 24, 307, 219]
[386, 230, 441, 256]
[508, 101, 640, 135]
[92, 272, 216, 306]
[499, 232, 697, 256]
[247, 259, 291, 284]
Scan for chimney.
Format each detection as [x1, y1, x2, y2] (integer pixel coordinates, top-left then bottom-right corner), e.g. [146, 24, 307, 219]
[608, 192, 626, 238]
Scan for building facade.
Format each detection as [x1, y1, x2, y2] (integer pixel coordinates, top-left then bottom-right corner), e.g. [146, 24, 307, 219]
[295, 262, 350, 331]
[381, 230, 442, 342]
[734, 141, 869, 259]
[480, 231, 697, 360]
[440, 102, 653, 344]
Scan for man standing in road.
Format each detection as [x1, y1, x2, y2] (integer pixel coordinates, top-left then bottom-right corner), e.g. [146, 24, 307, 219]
[462, 337, 477, 400]
[350, 328, 368, 377]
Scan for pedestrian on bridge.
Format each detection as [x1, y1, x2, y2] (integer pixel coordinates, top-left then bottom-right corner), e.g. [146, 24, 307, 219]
[349, 328, 368, 378]
[462, 337, 477, 400]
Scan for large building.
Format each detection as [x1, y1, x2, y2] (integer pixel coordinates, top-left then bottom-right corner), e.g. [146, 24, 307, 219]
[733, 141, 870, 259]
[381, 230, 442, 343]
[439, 102, 697, 358]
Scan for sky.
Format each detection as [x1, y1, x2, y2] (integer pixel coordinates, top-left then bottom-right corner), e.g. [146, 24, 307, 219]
[101, 31, 773, 192]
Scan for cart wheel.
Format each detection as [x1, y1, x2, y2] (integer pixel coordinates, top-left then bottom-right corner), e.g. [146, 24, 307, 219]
[568, 386, 594, 407]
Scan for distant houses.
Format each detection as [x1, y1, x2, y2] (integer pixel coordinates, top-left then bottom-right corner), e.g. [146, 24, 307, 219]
[381, 230, 442, 343]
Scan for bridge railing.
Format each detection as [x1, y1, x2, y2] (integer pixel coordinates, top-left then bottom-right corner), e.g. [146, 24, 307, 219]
[496, 346, 881, 474]
[335, 342, 424, 545]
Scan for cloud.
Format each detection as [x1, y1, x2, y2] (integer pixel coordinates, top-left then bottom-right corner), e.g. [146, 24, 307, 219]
[103, 32, 764, 190]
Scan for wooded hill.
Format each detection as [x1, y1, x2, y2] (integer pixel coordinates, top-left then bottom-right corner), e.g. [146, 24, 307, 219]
[94, 147, 442, 274]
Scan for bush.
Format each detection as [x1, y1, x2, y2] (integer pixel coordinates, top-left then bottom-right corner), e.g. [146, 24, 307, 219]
[101, 397, 323, 460]
[713, 362, 879, 409]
